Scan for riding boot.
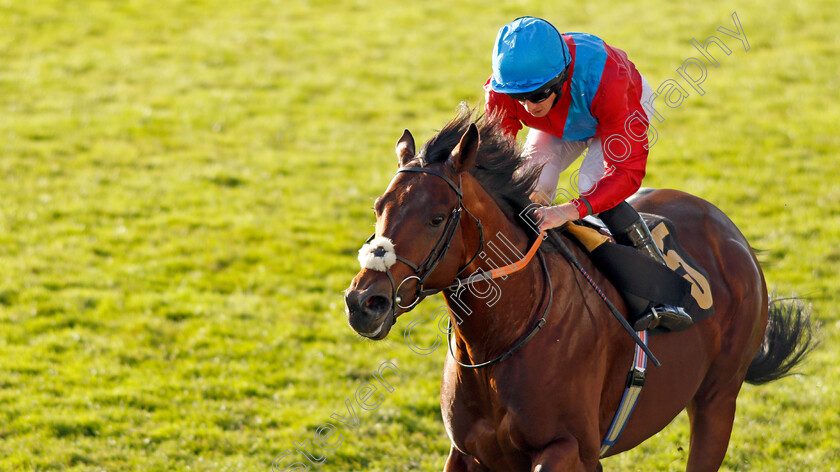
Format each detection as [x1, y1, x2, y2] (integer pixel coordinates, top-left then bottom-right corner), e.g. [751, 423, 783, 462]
[599, 202, 694, 332]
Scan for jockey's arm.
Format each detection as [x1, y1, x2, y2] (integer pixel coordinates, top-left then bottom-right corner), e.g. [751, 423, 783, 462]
[570, 73, 649, 219]
[539, 77, 649, 229]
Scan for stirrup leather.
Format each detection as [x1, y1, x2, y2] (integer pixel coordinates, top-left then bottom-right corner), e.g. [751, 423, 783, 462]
[633, 304, 693, 332]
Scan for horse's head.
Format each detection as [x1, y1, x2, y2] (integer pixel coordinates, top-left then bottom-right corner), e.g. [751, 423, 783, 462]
[344, 124, 481, 340]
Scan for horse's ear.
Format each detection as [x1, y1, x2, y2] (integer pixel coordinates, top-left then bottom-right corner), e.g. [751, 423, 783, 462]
[395, 129, 415, 167]
[449, 123, 479, 173]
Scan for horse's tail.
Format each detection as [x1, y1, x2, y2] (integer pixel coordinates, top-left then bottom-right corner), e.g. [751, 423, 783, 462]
[745, 298, 818, 385]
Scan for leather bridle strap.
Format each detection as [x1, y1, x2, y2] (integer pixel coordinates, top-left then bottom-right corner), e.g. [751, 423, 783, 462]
[397, 166, 463, 197]
[369, 165, 482, 312]
[374, 164, 553, 369]
[446, 250, 553, 369]
[391, 165, 483, 302]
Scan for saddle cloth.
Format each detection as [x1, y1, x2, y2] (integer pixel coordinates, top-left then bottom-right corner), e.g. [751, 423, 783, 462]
[565, 214, 715, 325]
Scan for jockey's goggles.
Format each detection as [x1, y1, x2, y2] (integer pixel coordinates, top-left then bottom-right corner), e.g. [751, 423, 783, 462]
[506, 69, 568, 103]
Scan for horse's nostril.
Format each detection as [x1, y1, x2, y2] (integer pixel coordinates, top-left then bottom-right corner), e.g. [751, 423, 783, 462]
[364, 295, 391, 316]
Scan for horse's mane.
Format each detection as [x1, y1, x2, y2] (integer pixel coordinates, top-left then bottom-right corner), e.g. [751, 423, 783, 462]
[418, 103, 542, 232]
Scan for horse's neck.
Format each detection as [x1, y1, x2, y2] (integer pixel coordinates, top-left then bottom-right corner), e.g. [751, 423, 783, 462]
[445, 225, 619, 369]
[443, 181, 575, 362]
[456, 177, 534, 277]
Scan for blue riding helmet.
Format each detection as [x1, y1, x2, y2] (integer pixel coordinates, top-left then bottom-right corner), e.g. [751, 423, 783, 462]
[490, 17, 571, 94]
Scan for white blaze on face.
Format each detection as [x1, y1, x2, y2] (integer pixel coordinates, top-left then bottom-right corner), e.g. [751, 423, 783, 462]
[358, 237, 397, 272]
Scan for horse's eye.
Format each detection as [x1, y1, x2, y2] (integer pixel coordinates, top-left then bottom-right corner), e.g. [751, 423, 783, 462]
[430, 215, 446, 227]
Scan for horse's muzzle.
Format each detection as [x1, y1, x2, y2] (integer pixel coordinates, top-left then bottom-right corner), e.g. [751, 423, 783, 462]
[344, 283, 394, 340]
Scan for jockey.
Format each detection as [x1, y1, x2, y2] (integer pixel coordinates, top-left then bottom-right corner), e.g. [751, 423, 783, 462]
[484, 17, 692, 332]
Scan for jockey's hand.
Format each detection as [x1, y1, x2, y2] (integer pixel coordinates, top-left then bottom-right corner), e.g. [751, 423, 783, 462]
[536, 203, 582, 231]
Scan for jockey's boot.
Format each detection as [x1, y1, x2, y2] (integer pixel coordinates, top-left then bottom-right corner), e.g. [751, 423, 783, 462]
[599, 202, 694, 332]
[620, 217, 694, 332]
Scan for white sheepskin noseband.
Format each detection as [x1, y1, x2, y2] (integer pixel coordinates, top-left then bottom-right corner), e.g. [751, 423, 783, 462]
[358, 237, 397, 272]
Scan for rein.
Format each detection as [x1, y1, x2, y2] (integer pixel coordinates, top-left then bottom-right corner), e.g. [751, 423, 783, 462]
[361, 162, 655, 369]
[446, 250, 553, 369]
[386, 166, 545, 305]
[363, 164, 553, 369]
[442, 227, 545, 293]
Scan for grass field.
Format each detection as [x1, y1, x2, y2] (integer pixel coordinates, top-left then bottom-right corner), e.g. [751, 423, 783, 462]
[0, 0, 838, 470]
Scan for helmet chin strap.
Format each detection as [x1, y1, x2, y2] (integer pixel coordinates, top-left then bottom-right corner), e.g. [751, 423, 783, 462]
[551, 91, 561, 108]
[549, 68, 570, 108]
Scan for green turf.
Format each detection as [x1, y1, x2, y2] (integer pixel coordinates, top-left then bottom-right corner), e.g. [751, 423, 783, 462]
[0, 0, 837, 470]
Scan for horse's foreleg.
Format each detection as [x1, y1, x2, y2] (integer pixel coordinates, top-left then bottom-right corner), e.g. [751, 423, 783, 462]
[443, 446, 467, 472]
[531, 437, 595, 472]
[685, 392, 738, 472]
[443, 446, 488, 472]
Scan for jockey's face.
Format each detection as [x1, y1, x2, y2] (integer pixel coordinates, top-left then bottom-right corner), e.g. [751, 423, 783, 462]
[519, 93, 556, 118]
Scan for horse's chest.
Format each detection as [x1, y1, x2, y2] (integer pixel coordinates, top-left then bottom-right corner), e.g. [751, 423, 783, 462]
[441, 371, 546, 461]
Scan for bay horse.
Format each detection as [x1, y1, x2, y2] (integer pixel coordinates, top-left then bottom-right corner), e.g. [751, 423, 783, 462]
[344, 106, 815, 471]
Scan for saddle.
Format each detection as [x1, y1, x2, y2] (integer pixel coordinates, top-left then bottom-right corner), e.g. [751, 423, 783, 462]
[564, 214, 715, 333]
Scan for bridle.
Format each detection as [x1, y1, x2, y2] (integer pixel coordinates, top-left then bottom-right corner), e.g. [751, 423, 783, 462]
[363, 162, 555, 369]
[366, 164, 485, 314]
[358, 159, 659, 368]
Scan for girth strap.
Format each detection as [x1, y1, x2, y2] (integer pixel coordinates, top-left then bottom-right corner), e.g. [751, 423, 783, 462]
[600, 330, 649, 456]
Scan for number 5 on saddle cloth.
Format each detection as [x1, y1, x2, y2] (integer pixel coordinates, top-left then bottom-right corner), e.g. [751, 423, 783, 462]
[565, 215, 715, 335]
